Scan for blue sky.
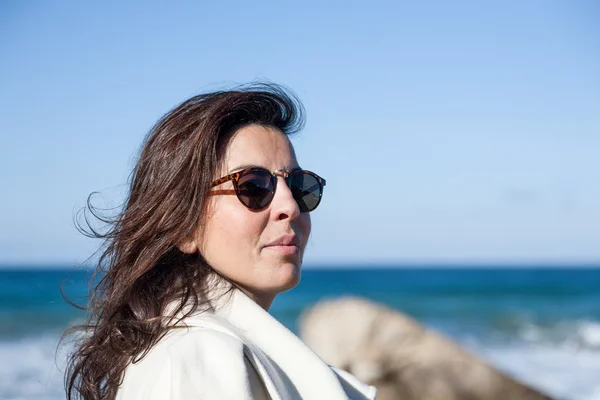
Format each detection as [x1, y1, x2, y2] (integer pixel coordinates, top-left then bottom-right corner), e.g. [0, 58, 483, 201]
[1, 1, 599, 266]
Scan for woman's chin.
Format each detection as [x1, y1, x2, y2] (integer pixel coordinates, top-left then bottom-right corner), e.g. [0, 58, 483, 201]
[267, 261, 302, 293]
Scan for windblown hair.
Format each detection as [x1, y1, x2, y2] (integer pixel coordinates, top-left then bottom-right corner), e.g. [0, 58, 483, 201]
[64, 83, 305, 400]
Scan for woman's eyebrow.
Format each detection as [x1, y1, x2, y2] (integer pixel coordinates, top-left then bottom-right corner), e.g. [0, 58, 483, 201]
[227, 164, 263, 173]
[227, 164, 301, 174]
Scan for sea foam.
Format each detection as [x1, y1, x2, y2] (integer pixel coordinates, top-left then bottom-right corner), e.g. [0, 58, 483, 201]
[0, 334, 68, 400]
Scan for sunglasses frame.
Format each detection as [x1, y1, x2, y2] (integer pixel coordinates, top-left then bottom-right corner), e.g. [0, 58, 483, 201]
[209, 167, 326, 211]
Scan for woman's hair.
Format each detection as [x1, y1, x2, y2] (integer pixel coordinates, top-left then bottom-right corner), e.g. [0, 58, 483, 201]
[64, 83, 305, 400]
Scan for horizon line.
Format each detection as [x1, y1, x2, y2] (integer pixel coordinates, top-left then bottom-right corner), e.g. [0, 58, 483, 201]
[1, 260, 599, 270]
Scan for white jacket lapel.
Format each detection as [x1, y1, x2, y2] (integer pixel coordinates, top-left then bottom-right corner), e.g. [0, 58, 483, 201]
[196, 288, 375, 400]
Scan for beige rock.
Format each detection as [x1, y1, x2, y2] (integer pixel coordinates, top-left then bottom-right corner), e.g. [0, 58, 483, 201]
[299, 297, 555, 400]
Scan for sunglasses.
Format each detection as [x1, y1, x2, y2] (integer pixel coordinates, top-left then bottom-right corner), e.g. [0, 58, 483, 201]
[209, 167, 326, 212]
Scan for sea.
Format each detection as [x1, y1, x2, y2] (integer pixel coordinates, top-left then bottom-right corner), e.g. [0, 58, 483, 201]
[0, 266, 599, 400]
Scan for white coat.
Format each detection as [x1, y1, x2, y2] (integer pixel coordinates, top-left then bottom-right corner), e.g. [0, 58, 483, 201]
[116, 285, 377, 400]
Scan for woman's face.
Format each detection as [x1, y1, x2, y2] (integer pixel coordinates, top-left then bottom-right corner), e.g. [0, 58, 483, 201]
[181, 124, 311, 309]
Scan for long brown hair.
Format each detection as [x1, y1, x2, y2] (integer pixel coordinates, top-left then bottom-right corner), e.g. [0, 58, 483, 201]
[64, 83, 305, 399]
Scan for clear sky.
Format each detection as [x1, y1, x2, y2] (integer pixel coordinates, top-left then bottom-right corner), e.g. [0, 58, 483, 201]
[1, 1, 599, 266]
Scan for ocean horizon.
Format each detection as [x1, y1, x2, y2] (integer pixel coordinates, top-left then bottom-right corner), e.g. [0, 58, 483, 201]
[1, 265, 599, 399]
[2, 261, 600, 270]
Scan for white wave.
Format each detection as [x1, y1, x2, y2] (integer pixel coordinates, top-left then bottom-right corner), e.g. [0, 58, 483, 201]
[516, 319, 600, 350]
[574, 321, 600, 348]
[0, 334, 68, 400]
[465, 340, 600, 400]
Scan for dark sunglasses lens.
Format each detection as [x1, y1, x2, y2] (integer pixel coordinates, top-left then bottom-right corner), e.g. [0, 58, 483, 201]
[289, 172, 322, 212]
[237, 170, 274, 209]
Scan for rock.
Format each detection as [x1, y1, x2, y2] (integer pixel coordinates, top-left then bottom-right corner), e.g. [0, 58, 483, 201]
[299, 297, 555, 400]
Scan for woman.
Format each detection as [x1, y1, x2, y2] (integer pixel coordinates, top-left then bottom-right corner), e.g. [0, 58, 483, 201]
[65, 83, 377, 400]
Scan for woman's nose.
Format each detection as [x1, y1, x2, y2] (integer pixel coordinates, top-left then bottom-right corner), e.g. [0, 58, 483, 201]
[271, 176, 301, 220]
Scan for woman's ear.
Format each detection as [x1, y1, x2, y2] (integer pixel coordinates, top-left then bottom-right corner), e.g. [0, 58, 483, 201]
[177, 236, 199, 254]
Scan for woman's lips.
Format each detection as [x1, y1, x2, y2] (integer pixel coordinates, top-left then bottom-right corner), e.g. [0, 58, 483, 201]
[264, 244, 299, 255]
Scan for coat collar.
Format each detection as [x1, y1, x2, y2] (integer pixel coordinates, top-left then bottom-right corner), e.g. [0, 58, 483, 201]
[181, 284, 376, 400]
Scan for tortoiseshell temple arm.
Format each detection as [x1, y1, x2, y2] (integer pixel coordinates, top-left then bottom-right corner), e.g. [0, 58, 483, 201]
[210, 168, 252, 188]
[208, 189, 236, 196]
